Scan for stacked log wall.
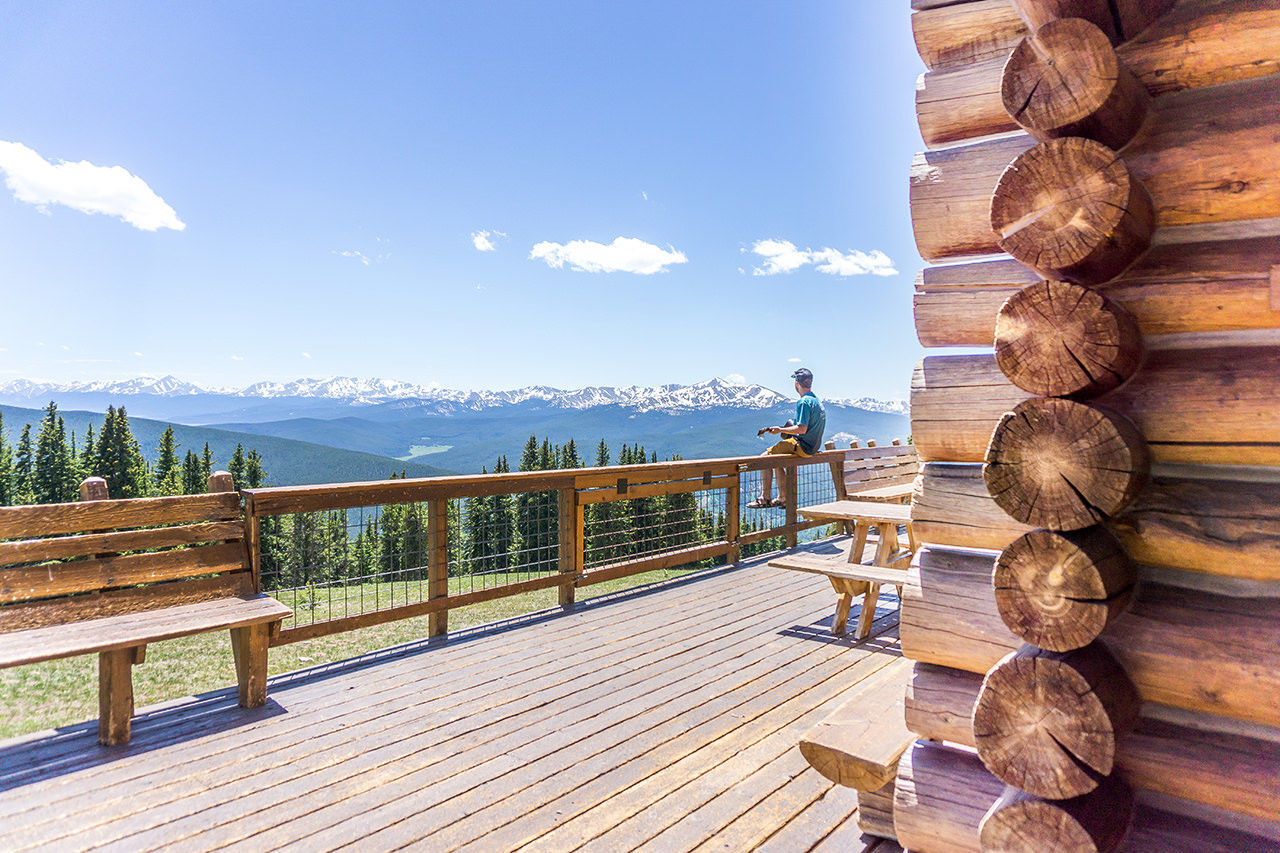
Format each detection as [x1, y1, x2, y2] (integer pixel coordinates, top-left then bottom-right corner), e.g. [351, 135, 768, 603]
[897, 1, 1280, 848]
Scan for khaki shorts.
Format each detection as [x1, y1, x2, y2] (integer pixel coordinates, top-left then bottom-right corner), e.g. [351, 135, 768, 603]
[766, 437, 811, 458]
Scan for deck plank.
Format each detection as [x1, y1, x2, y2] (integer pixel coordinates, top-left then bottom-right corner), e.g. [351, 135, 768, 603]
[0, 552, 895, 853]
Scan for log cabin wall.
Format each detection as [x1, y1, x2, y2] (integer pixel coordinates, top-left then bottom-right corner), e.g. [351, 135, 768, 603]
[899, 1, 1280, 849]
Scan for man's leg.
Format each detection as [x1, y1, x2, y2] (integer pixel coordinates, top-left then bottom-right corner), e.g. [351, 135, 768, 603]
[761, 462, 774, 502]
[775, 466, 786, 503]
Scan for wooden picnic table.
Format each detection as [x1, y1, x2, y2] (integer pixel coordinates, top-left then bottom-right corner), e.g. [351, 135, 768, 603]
[771, 499, 916, 639]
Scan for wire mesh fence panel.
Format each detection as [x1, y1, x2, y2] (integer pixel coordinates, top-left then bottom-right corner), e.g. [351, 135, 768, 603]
[794, 461, 840, 544]
[582, 486, 727, 570]
[260, 487, 567, 629]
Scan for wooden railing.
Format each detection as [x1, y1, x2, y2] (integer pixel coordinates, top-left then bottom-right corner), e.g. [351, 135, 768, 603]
[242, 450, 846, 645]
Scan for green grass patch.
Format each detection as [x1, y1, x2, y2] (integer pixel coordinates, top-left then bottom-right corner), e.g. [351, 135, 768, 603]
[0, 566, 707, 741]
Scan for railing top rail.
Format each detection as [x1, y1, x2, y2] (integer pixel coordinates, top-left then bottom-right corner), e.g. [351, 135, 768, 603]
[242, 449, 849, 516]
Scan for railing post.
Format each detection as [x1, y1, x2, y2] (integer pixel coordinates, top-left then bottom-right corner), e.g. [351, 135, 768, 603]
[785, 464, 798, 549]
[558, 487, 577, 608]
[428, 498, 449, 638]
[726, 471, 741, 564]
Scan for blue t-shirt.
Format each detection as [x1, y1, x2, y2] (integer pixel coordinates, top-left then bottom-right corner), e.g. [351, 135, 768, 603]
[794, 392, 826, 454]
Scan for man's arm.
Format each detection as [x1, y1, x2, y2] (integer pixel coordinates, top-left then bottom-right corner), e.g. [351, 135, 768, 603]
[769, 423, 807, 436]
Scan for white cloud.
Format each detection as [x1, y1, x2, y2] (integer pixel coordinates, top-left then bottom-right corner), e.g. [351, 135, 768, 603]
[133, 352, 143, 357]
[230, 355, 245, 361]
[831, 431, 860, 446]
[530, 236, 688, 275]
[787, 357, 802, 363]
[60, 345, 70, 351]
[471, 230, 505, 252]
[724, 374, 747, 385]
[748, 239, 896, 277]
[0, 141, 184, 231]
[641, 191, 648, 201]
[333, 249, 371, 266]
[301, 352, 312, 359]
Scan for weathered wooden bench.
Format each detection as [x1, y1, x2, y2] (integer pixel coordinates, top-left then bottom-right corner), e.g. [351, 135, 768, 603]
[833, 440, 917, 505]
[769, 500, 915, 638]
[800, 653, 914, 840]
[0, 473, 291, 745]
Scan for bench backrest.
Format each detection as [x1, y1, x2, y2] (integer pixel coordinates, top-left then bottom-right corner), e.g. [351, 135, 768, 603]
[0, 473, 250, 634]
[839, 442, 918, 498]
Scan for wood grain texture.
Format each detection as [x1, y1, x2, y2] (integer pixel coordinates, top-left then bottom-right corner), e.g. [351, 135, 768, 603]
[913, 463, 1280, 582]
[0, 541, 246, 605]
[917, 0, 1280, 147]
[912, 0, 1027, 70]
[993, 527, 1134, 652]
[912, 348, 1280, 465]
[893, 740, 1004, 853]
[915, 234, 1280, 347]
[911, 74, 1280, 262]
[897, 732, 1279, 849]
[901, 544, 1280, 729]
[798, 656, 913, 790]
[0, 520, 244, 568]
[1001, 18, 1149, 150]
[1011, 0, 1176, 43]
[994, 280, 1143, 397]
[0, 492, 240, 540]
[972, 644, 1140, 798]
[983, 398, 1149, 530]
[898, 661, 1280, 826]
[989, 138, 1154, 283]
[979, 776, 1134, 853]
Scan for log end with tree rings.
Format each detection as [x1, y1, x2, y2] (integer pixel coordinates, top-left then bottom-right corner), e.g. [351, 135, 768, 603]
[979, 777, 1135, 853]
[994, 280, 1142, 398]
[972, 644, 1141, 799]
[984, 398, 1148, 531]
[1001, 18, 1150, 151]
[989, 138, 1154, 285]
[993, 527, 1135, 653]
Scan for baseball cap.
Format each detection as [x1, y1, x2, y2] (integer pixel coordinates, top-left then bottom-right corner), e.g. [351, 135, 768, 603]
[790, 367, 813, 386]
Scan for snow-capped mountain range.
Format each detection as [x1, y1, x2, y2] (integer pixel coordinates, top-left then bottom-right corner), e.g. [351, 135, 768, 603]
[0, 375, 907, 415]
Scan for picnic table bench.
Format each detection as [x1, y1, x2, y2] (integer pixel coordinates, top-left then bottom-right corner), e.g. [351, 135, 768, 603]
[770, 499, 915, 638]
[0, 473, 291, 745]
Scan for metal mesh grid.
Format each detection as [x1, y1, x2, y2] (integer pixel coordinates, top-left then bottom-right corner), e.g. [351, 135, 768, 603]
[259, 457, 844, 629]
[260, 488, 563, 629]
[583, 487, 726, 570]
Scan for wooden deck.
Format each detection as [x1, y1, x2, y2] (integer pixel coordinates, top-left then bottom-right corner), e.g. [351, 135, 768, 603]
[0, 542, 904, 853]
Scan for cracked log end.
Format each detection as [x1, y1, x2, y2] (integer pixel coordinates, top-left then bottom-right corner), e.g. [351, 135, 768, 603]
[1010, 0, 1177, 45]
[993, 527, 1134, 652]
[973, 644, 1141, 799]
[984, 397, 1148, 530]
[1001, 18, 1149, 151]
[989, 137, 1154, 285]
[979, 778, 1135, 853]
[994, 280, 1142, 398]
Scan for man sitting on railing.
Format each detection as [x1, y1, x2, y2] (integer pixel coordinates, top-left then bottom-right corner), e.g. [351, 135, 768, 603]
[748, 367, 826, 509]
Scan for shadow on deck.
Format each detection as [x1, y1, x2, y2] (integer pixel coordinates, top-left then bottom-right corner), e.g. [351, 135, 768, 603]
[0, 545, 903, 853]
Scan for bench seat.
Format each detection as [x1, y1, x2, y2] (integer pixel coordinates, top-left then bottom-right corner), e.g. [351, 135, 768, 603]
[799, 654, 914, 791]
[768, 554, 910, 585]
[0, 595, 291, 669]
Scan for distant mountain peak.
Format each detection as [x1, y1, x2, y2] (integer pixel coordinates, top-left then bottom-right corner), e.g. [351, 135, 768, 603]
[0, 375, 907, 415]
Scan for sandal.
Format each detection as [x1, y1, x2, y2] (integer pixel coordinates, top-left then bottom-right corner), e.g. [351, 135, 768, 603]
[746, 497, 773, 509]
[772, 498, 787, 508]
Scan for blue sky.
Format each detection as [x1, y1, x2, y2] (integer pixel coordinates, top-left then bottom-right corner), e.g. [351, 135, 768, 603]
[0, 1, 927, 401]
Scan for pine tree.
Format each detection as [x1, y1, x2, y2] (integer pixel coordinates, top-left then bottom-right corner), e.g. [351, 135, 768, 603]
[515, 436, 541, 571]
[93, 406, 149, 499]
[13, 424, 34, 504]
[229, 444, 247, 489]
[154, 426, 182, 496]
[560, 439, 581, 470]
[0, 413, 13, 506]
[32, 404, 77, 504]
[201, 443, 214, 482]
[245, 450, 266, 488]
[79, 423, 96, 480]
[181, 449, 204, 494]
[489, 456, 514, 572]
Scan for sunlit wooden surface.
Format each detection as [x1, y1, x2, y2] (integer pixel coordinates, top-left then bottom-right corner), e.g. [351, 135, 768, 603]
[0, 546, 903, 853]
